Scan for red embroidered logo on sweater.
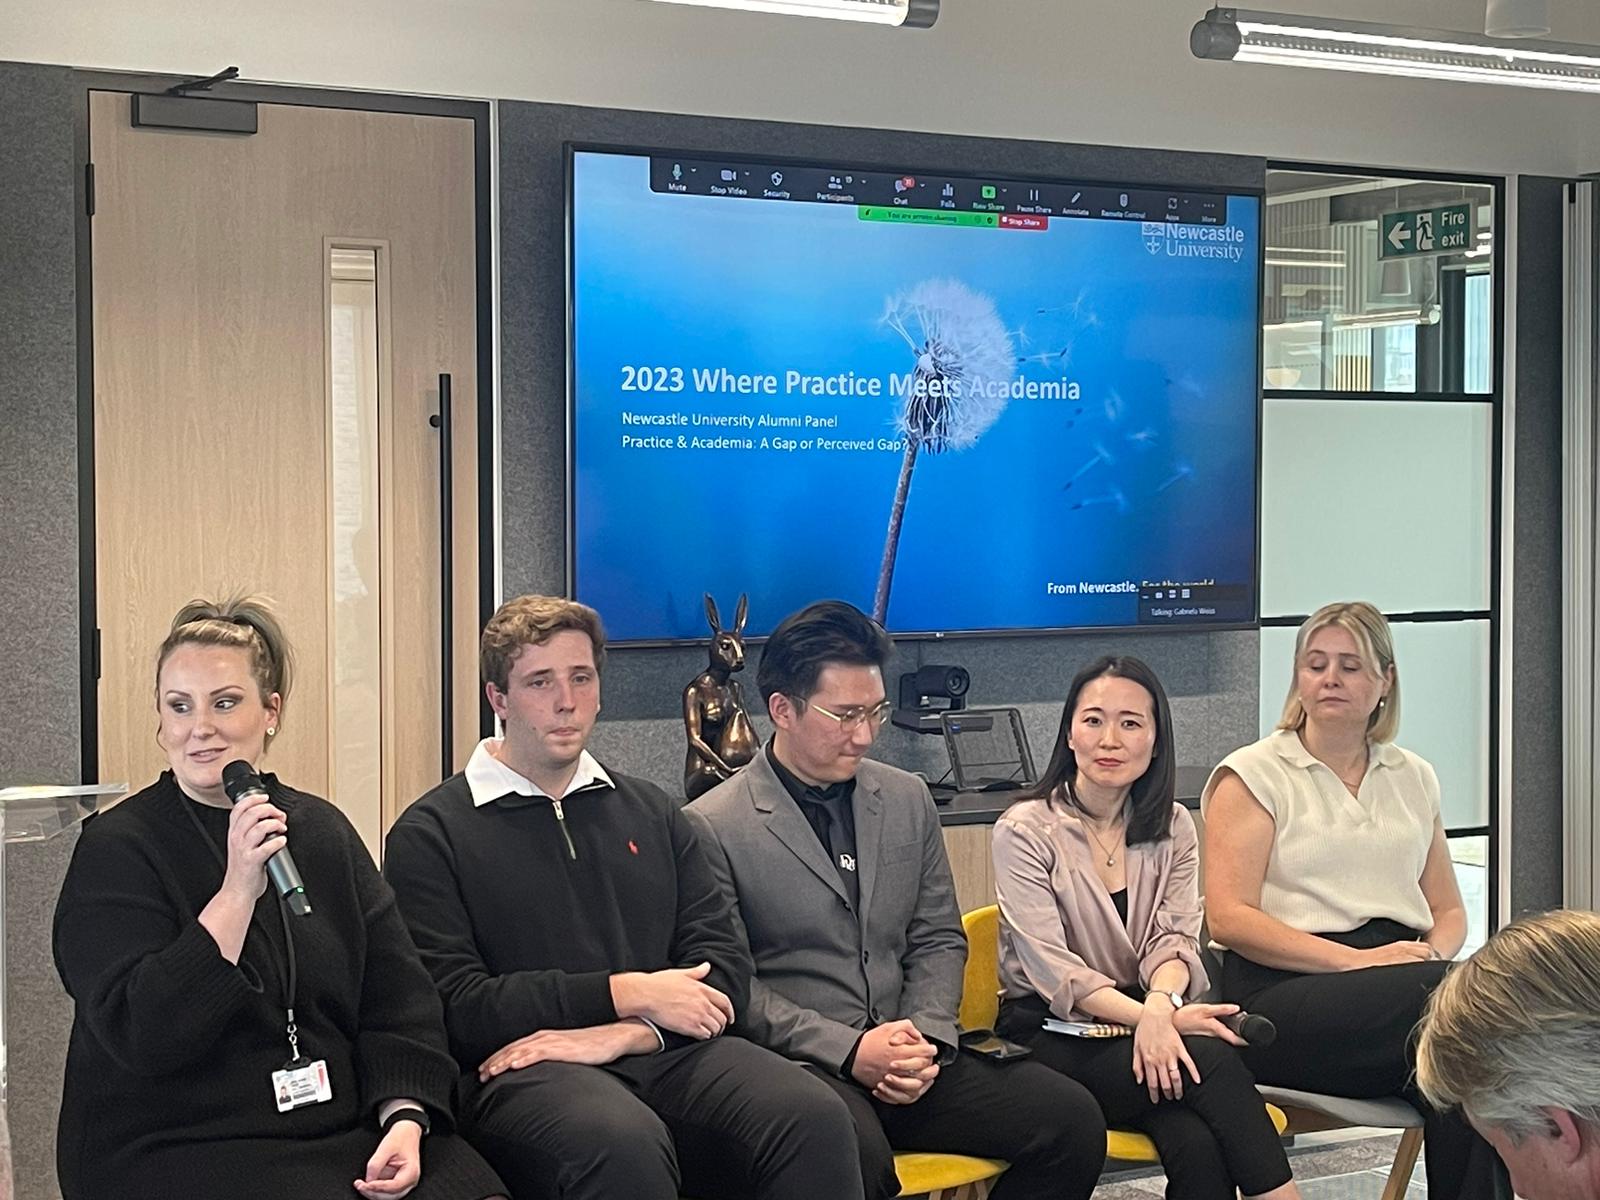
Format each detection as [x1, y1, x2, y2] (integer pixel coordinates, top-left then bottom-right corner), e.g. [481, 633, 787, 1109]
[628, 840, 639, 855]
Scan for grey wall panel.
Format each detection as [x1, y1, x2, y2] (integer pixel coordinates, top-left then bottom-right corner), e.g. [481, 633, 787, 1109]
[0, 60, 81, 1200]
[1510, 175, 1566, 914]
[3, 838, 75, 1200]
[499, 98, 1265, 796]
[588, 629, 1263, 794]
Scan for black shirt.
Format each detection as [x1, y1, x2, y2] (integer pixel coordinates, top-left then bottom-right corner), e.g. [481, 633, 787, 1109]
[765, 741, 860, 911]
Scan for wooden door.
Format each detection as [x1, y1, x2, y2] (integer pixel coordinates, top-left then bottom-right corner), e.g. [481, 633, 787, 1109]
[90, 91, 481, 859]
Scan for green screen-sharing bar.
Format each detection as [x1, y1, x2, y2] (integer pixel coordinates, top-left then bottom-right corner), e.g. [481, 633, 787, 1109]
[858, 207, 999, 228]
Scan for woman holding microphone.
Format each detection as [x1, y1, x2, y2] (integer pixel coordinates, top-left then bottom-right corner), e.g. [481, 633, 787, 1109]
[994, 655, 1300, 1200]
[53, 597, 504, 1200]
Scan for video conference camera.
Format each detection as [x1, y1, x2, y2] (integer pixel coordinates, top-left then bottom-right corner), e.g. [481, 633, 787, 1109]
[892, 664, 972, 734]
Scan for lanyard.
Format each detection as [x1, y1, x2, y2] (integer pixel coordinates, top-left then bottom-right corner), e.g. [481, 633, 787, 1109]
[182, 795, 303, 1061]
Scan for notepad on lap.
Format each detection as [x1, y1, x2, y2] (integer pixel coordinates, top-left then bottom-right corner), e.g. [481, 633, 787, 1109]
[1042, 1018, 1134, 1038]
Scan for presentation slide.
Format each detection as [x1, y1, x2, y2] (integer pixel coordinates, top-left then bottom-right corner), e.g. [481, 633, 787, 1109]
[570, 149, 1261, 642]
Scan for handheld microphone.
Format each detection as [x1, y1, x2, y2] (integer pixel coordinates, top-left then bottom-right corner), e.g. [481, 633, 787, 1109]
[222, 760, 312, 917]
[1222, 1011, 1276, 1047]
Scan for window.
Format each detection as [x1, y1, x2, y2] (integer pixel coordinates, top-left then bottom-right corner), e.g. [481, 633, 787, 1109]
[1263, 171, 1494, 396]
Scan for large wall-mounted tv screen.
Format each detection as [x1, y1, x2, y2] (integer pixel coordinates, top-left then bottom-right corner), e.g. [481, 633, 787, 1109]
[569, 147, 1261, 642]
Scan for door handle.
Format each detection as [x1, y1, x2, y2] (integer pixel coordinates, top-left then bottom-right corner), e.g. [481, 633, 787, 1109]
[428, 373, 454, 781]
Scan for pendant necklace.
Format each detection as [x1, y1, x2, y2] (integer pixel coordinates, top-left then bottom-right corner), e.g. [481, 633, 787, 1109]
[1082, 813, 1124, 868]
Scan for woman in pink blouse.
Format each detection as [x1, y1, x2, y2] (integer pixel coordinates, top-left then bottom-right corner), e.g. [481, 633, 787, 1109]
[993, 656, 1299, 1200]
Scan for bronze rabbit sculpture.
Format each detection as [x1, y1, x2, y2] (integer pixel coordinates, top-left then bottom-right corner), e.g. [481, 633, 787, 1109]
[683, 593, 760, 800]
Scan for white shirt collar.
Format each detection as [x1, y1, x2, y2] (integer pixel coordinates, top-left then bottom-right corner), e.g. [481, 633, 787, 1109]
[464, 738, 614, 807]
[1268, 728, 1404, 770]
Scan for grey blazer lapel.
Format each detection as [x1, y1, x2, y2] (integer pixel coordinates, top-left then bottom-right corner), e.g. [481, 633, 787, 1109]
[748, 753, 850, 904]
[853, 772, 885, 919]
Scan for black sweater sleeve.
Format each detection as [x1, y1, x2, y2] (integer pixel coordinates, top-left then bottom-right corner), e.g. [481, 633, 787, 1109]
[336, 812, 462, 1130]
[52, 810, 261, 1077]
[666, 799, 752, 1020]
[384, 803, 619, 1067]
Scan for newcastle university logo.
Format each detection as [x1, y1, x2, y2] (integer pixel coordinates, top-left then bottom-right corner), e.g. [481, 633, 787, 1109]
[1141, 221, 1247, 262]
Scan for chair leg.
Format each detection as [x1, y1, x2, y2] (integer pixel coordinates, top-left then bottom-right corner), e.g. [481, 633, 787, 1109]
[1380, 1127, 1425, 1200]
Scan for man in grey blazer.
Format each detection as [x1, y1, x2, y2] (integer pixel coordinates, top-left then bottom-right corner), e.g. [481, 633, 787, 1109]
[689, 600, 1105, 1200]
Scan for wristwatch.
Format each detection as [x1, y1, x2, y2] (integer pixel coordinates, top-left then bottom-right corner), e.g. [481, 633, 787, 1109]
[380, 1106, 431, 1138]
[1151, 989, 1185, 1010]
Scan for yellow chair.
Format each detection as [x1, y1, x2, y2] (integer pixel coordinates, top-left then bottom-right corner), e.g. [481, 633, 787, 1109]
[899, 906, 1287, 1198]
[886, 906, 1010, 1196]
[956, 905, 1163, 1175]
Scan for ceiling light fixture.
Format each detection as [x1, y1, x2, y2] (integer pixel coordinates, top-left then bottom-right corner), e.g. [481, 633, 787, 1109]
[1485, 0, 1550, 39]
[646, 0, 937, 27]
[1190, 7, 1600, 93]
[1335, 306, 1441, 329]
[1265, 257, 1348, 269]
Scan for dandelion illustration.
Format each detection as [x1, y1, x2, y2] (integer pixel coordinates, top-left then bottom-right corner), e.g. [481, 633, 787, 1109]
[1063, 442, 1114, 490]
[1069, 489, 1129, 513]
[874, 279, 1014, 623]
[1156, 462, 1195, 492]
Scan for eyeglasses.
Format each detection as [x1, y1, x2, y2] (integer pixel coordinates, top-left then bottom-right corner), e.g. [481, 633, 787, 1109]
[799, 697, 893, 734]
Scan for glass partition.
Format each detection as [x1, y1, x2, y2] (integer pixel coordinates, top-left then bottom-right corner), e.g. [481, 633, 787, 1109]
[1261, 399, 1492, 616]
[1259, 620, 1490, 831]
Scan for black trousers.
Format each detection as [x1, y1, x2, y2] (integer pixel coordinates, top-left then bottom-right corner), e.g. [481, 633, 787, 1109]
[1003, 1016, 1292, 1200]
[806, 1049, 1107, 1200]
[1221, 919, 1510, 1200]
[461, 1036, 865, 1200]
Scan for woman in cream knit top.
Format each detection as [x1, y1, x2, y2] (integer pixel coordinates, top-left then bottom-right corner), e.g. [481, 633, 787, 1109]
[1205, 730, 1439, 943]
[1201, 601, 1505, 1200]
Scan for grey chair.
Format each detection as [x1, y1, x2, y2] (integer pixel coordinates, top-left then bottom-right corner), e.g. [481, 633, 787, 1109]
[1255, 1087, 1424, 1200]
[1194, 939, 1426, 1200]
[1189, 802, 1426, 1200]
[1193, 936, 1426, 1200]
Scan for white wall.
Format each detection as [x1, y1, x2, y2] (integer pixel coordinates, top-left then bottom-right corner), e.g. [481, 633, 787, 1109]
[3, 0, 1599, 176]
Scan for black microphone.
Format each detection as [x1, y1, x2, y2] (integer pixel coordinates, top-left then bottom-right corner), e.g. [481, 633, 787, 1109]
[222, 760, 312, 917]
[1223, 1011, 1276, 1047]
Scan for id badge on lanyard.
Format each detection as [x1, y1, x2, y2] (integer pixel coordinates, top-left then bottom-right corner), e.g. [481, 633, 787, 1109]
[268, 992, 333, 1111]
[273, 1048, 333, 1109]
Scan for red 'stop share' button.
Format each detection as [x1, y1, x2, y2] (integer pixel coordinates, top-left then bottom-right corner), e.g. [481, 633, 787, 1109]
[999, 213, 1049, 231]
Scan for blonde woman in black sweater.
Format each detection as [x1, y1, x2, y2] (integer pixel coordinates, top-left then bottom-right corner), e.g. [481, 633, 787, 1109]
[52, 598, 505, 1200]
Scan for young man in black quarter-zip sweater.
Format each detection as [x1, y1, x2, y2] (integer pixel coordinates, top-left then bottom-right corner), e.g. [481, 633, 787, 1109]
[385, 594, 863, 1200]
